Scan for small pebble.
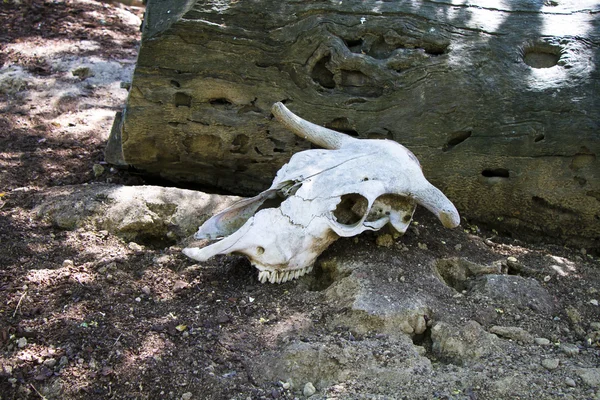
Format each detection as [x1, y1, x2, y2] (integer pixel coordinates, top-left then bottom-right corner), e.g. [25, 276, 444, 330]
[63, 259, 74, 268]
[560, 343, 580, 356]
[282, 382, 291, 390]
[303, 382, 316, 397]
[128, 242, 143, 252]
[506, 256, 518, 266]
[59, 356, 69, 366]
[454, 243, 462, 251]
[375, 234, 394, 248]
[565, 377, 577, 387]
[181, 392, 192, 400]
[173, 280, 189, 292]
[43, 358, 57, 368]
[590, 299, 599, 306]
[535, 337, 551, 346]
[141, 286, 151, 295]
[92, 164, 105, 177]
[17, 337, 27, 348]
[542, 358, 560, 370]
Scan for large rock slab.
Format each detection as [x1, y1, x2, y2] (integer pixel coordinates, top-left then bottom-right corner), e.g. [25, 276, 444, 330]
[33, 184, 239, 242]
[109, 0, 600, 244]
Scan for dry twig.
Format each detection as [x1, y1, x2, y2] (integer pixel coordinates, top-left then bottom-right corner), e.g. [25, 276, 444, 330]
[12, 289, 27, 318]
[30, 383, 48, 400]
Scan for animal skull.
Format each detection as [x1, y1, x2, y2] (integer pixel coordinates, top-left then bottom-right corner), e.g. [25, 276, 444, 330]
[183, 102, 460, 283]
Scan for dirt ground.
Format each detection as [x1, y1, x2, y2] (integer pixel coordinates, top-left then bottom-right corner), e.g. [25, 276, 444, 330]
[1, 1, 599, 400]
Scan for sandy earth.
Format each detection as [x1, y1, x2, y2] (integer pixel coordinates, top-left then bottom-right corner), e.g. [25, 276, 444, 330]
[1, 1, 599, 400]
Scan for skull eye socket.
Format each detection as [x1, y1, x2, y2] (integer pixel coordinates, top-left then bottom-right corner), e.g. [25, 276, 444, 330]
[333, 193, 369, 225]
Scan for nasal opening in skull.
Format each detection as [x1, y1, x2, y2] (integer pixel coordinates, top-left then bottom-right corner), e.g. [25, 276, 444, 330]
[333, 193, 369, 225]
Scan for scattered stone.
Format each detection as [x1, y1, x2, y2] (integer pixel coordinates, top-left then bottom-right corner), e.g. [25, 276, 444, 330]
[431, 320, 502, 363]
[128, 242, 143, 252]
[43, 358, 57, 368]
[93, 164, 105, 177]
[17, 337, 27, 348]
[506, 256, 518, 266]
[62, 259, 74, 268]
[535, 338, 551, 346]
[59, 356, 69, 367]
[565, 306, 582, 324]
[173, 280, 189, 292]
[591, 322, 600, 331]
[541, 358, 559, 370]
[72, 66, 94, 79]
[281, 381, 291, 390]
[575, 368, 600, 388]
[590, 299, 599, 306]
[565, 377, 577, 388]
[181, 392, 193, 400]
[469, 275, 554, 314]
[489, 326, 535, 344]
[417, 242, 428, 250]
[560, 343, 580, 356]
[141, 286, 151, 295]
[303, 382, 316, 397]
[375, 234, 394, 248]
[34, 184, 241, 243]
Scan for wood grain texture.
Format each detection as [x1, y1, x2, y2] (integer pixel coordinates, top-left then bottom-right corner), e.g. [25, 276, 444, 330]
[109, 0, 600, 243]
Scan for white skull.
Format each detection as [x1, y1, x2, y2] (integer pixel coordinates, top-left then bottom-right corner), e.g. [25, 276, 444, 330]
[183, 103, 460, 283]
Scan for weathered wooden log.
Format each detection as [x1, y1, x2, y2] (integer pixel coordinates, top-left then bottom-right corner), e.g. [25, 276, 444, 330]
[108, 0, 600, 245]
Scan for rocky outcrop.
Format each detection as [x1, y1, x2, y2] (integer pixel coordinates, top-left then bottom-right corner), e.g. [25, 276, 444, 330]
[107, 0, 600, 245]
[33, 184, 240, 243]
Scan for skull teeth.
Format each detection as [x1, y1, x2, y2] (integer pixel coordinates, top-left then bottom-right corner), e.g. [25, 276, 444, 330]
[256, 266, 313, 284]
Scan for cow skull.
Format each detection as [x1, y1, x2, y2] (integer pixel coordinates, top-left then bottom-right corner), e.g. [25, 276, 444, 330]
[183, 102, 460, 283]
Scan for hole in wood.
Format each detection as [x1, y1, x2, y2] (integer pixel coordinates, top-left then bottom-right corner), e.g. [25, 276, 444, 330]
[344, 38, 364, 53]
[482, 169, 509, 178]
[523, 43, 562, 68]
[442, 131, 472, 152]
[231, 134, 250, 154]
[170, 80, 180, 88]
[174, 92, 192, 107]
[340, 70, 383, 97]
[311, 55, 336, 89]
[325, 117, 359, 137]
[209, 98, 233, 106]
[534, 134, 545, 142]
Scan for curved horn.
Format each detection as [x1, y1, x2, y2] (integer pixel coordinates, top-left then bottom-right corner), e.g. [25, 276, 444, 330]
[412, 183, 460, 228]
[272, 102, 356, 149]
